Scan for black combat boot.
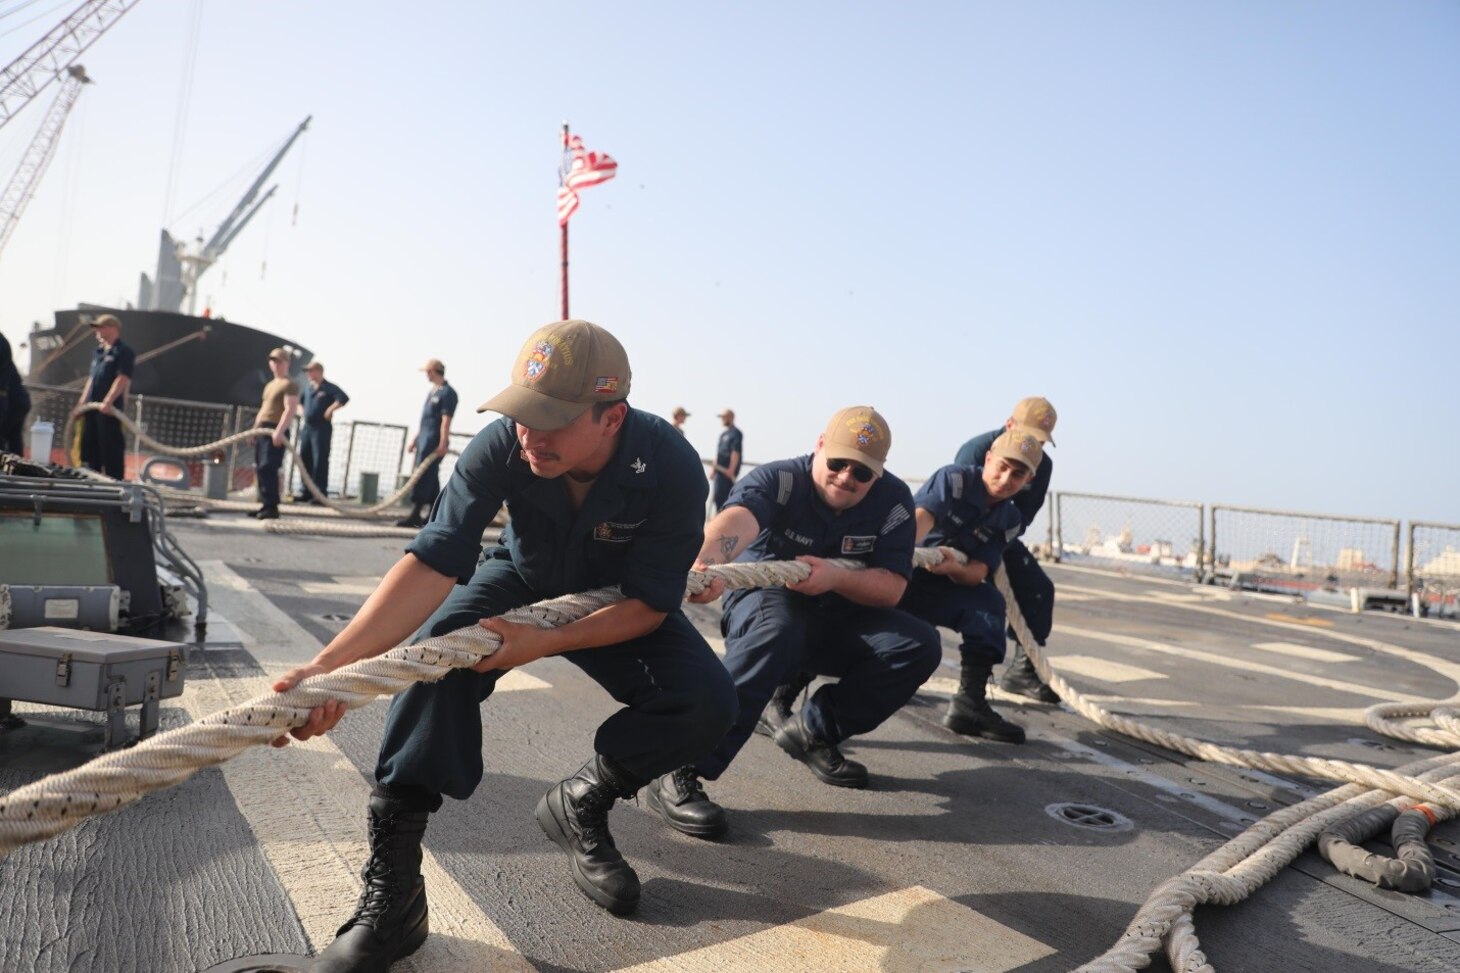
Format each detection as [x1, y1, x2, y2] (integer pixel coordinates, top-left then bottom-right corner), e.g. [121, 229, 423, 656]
[312, 796, 430, 973]
[999, 644, 1059, 703]
[753, 670, 814, 739]
[535, 754, 645, 915]
[773, 712, 869, 789]
[645, 766, 727, 839]
[945, 664, 1026, 743]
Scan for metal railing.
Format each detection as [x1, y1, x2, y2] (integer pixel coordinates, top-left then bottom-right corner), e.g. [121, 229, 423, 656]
[1210, 504, 1400, 592]
[1407, 520, 1460, 619]
[1053, 491, 1205, 578]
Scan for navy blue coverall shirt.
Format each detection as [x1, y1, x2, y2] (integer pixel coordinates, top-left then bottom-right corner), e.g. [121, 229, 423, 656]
[711, 424, 742, 510]
[81, 339, 134, 478]
[297, 379, 348, 496]
[900, 464, 1023, 667]
[409, 381, 459, 506]
[693, 455, 941, 780]
[954, 428, 1057, 643]
[375, 409, 736, 802]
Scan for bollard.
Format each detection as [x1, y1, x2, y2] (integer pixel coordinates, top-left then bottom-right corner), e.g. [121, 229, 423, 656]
[359, 471, 380, 505]
[204, 456, 229, 500]
[28, 419, 54, 464]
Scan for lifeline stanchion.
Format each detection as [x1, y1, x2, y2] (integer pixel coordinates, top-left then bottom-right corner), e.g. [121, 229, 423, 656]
[64, 403, 442, 519]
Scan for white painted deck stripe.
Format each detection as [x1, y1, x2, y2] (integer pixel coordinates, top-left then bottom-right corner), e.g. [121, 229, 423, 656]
[197, 562, 534, 971]
[610, 885, 1055, 973]
[1250, 640, 1357, 663]
[1057, 581, 1460, 691]
[1047, 654, 1169, 684]
[1054, 624, 1417, 703]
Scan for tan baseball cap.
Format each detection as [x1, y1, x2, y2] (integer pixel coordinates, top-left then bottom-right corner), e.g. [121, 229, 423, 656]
[718, 408, 734, 419]
[989, 427, 1045, 474]
[420, 358, 445, 374]
[267, 347, 290, 362]
[821, 405, 891, 476]
[304, 360, 324, 372]
[672, 406, 689, 418]
[1011, 396, 1057, 444]
[478, 319, 631, 430]
[89, 313, 121, 330]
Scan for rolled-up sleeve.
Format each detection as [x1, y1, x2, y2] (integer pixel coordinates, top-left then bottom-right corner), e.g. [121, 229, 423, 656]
[620, 457, 710, 612]
[406, 420, 510, 582]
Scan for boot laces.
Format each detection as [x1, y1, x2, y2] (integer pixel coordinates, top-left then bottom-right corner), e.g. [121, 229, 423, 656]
[351, 837, 401, 927]
[671, 766, 707, 800]
[574, 785, 617, 847]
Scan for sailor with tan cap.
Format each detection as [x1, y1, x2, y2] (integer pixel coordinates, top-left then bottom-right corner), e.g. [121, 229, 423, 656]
[954, 396, 1060, 702]
[396, 357, 458, 527]
[900, 427, 1044, 744]
[270, 320, 734, 967]
[70, 313, 134, 479]
[670, 405, 689, 434]
[644, 406, 941, 839]
[248, 347, 300, 520]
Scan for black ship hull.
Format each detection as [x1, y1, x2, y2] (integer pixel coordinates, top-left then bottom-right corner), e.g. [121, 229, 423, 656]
[25, 305, 312, 407]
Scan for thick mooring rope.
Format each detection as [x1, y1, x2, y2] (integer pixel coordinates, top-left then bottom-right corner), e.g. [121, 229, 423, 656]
[66, 403, 442, 519]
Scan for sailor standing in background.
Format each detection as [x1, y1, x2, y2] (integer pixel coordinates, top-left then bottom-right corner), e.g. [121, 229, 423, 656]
[70, 313, 134, 479]
[252, 348, 300, 521]
[954, 397, 1060, 703]
[293, 360, 349, 503]
[396, 357, 457, 528]
[709, 407, 742, 512]
[670, 405, 689, 434]
[0, 329, 30, 456]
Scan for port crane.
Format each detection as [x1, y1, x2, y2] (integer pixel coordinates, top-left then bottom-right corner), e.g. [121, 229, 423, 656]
[0, 0, 140, 133]
[0, 65, 92, 262]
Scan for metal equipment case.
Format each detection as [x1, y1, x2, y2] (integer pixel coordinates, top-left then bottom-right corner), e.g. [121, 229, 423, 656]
[0, 626, 186, 749]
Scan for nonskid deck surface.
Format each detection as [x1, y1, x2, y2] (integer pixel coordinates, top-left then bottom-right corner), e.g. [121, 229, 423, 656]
[3, 517, 1458, 973]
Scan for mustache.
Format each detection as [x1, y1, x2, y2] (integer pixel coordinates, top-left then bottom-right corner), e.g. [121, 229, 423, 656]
[520, 447, 561, 463]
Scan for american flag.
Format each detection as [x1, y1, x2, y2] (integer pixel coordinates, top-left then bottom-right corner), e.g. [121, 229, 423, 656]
[558, 132, 617, 226]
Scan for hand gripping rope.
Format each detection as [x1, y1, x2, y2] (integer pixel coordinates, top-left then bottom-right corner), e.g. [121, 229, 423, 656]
[1, 548, 1457, 973]
[65, 402, 443, 519]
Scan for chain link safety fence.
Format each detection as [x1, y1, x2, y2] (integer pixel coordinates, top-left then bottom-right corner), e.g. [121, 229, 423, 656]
[1210, 505, 1400, 595]
[131, 394, 233, 487]
[339, 421, 408, 500]
[1408, 521, 1460, 619]
[1054, 492, 1205, 579]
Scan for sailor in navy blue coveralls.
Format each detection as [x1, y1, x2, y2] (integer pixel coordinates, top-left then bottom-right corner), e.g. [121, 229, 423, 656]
[954, 395, 1059, 701]
[293, 362, 348, 501]
[398, 358, 458, 527]
[643, 407, 941, 840]
[900, 448, 1031, 743]
[271, 321, 736, 970]
[74, 315, 135, 479]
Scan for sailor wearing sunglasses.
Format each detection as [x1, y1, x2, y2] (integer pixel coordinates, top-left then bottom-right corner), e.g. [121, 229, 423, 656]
[643, 406, 942, 839]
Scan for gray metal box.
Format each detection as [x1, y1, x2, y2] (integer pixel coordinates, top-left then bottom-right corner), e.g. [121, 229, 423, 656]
[0, 626, 186, 748]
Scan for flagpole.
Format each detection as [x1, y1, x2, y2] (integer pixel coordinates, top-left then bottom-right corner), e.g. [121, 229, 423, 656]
[560, 120, 570, 320]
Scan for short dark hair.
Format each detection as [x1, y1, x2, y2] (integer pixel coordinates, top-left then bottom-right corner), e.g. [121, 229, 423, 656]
[592, 399, 628, 421]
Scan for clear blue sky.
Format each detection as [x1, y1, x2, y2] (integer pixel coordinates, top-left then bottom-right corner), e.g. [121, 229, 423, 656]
[1, 1, 1455, 521]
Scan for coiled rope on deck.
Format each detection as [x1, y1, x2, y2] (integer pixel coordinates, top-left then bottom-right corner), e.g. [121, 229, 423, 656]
[65, 403, 442, 518]
[989, 566, 1460, 973]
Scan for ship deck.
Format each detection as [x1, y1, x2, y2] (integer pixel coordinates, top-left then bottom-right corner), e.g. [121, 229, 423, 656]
[3, 514, 1459, 973]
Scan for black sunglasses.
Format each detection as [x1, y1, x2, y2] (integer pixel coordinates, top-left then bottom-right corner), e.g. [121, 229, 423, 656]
[826, 457, 875, 483]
